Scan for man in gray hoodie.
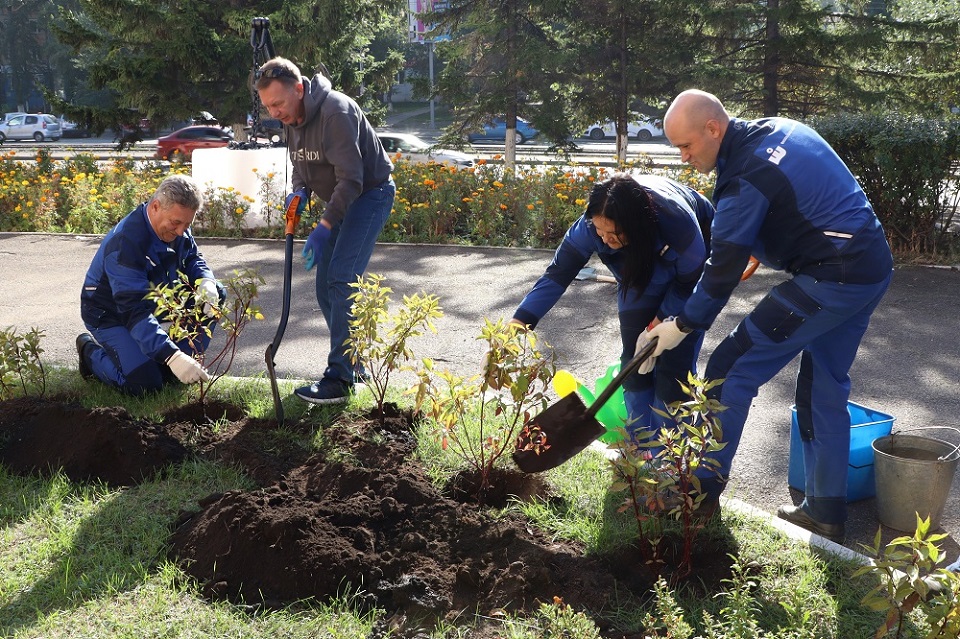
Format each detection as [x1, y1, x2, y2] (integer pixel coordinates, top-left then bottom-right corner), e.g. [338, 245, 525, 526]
[256, 56, 395, 404]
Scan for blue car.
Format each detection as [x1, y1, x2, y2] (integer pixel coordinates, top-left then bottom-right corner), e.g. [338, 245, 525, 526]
[467, 117, 539, 144]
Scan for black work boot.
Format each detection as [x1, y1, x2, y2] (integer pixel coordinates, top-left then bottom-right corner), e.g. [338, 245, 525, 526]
[777, 504, 845, 543]
[76, 333, 96, 380]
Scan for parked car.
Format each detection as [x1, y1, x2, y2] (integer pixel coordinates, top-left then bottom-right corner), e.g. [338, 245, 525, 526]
[2, 112, 26, 125]
[155, 125, 233, 162]
[583, 117, 663, 142]
[0, 113, 62, 142]
[245, 113, 285, 142]
[378, 132, 475, 168]
[60, 117, 92, 138]
[467, 117, 539, 144]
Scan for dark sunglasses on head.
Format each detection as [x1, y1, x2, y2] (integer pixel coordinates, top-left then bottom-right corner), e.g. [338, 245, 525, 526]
[258, 66, 297, 80]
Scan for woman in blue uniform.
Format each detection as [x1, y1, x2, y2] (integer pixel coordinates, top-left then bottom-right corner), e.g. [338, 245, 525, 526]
[511, 172, 714, 439]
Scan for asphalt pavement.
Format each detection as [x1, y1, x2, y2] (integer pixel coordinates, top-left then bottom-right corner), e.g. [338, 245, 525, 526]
[2, 232, 959, 560]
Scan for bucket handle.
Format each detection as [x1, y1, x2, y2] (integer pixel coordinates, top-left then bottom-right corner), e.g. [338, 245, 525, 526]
[888, 426, 960, 462]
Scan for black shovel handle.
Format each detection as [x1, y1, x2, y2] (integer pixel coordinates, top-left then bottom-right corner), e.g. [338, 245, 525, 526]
[585, 336, 658, 418]
[264, 196, 302, 427]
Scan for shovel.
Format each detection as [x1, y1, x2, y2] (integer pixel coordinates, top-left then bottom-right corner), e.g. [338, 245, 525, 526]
[264, 194, 302, 427]
[513, 336, 658, 473]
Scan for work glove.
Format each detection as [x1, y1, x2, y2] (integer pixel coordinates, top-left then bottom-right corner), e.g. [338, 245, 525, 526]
[166, 350, 211, 384]
[635, 329, 657, 375]
[302, 222, 332, 271]
[284, 188, 309, 216]
[646, 317, 691, 357]
[195, 277, 220, 318]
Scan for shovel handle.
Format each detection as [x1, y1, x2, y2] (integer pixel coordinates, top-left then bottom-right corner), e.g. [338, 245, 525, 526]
[586, 336, 658, 419]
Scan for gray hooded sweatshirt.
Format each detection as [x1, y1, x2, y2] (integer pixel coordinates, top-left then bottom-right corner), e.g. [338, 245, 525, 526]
[287, 74, 393, 226]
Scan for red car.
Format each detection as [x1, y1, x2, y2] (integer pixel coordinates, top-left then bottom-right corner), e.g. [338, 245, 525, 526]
[155, 125, 233, 162]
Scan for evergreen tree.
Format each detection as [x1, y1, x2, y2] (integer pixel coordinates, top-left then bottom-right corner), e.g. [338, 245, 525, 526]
[692, 0, 960, 118]
[50, 0, 405, 133]
[428, 0, 572, 165]
[562, 0, 704, 163]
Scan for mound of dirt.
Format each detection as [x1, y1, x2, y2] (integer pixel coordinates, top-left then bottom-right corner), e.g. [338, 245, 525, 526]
[0, 396, 734, 637]
[168, 420, 635, 631]
[0, 398, 187, 486]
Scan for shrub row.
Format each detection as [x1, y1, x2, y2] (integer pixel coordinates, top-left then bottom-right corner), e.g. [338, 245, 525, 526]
[2, 113, 957, 257]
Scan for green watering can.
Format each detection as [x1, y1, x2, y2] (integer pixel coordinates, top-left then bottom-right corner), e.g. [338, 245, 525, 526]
[552, 363, 629, 444]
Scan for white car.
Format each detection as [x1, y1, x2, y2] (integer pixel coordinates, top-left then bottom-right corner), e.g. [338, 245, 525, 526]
[584, 117, 663, 142]
[378, 132, 475, 168]
[0, 113, 62, 142]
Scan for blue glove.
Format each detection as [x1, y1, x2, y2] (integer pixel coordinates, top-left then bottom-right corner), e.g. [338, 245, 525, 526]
[285, 188, 309, 216]
[302, 222, 331, 271]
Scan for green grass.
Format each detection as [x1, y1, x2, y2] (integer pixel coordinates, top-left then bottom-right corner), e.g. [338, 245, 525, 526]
[0, 372, 944, 638]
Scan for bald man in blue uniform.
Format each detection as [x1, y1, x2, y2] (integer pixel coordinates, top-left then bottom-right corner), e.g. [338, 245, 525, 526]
[648, 90, 893, 542]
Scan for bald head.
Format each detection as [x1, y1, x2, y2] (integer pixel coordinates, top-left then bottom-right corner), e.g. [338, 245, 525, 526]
[664, 90, 730, 174]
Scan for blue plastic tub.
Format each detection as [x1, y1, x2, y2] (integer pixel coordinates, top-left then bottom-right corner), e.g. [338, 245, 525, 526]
[787, 401, 894, 502]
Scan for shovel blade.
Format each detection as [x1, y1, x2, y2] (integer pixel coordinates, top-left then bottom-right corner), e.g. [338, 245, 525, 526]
[513, 393, 606, 473]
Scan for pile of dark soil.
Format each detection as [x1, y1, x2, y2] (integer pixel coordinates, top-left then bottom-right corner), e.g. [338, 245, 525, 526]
[0, 396, 737, 638]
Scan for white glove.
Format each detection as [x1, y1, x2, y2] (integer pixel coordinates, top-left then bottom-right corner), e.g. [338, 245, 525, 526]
[166, 350, 211, 384]
[635, 329, 657, 375]
[195, 278, 220, 318]
[646, 317, 691, 356]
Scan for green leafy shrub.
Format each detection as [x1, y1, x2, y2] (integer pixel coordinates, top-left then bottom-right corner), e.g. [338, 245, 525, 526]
[0, 326, 46, 400]
[346, 273, 443, 421]
[412, 320, 556, 497]
[854, 515, 960, 638]
[608, 373, 727, 579]
[146, 268, 264, 410]
[813, 112, 960, 255]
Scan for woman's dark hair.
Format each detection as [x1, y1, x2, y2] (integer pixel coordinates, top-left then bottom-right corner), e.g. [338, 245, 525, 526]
[584, 173, 658, 295]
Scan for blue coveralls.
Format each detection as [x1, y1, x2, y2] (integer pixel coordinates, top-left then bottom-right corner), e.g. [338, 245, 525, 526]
[514, 174, 715, 435]
[676, 118, 893, 524]
[80, 204, 223, 395]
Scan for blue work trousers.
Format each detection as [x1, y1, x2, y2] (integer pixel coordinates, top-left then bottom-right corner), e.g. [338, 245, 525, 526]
[703, 272, 892, 524]
[86, 322, 214, 395]
[623, 329, 704, 437]
[313, 178, 395, 384]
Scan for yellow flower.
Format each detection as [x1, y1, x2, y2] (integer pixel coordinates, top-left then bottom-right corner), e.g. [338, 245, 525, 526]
[254, 311, 264, 320]
[499, 204, 508, 210]
[235, 207, 244, 215]
[392, 223, 399, 229]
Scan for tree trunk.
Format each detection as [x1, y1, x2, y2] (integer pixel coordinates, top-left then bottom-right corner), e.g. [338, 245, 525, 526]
[762, 0, 781, 117]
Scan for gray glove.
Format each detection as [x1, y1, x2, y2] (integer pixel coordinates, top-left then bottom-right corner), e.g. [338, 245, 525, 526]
[635, 329, 657, 375]
[195, 278, 220, 318]
[166, 350, 211, 384]
[647, 317, 691, 356]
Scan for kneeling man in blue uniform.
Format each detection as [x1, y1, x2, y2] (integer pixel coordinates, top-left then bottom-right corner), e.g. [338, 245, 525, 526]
[78, 174, 224, 395]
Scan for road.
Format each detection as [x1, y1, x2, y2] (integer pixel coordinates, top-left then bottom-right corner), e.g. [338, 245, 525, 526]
[1, 233, 958, 562]
[0, 131, 682, 167]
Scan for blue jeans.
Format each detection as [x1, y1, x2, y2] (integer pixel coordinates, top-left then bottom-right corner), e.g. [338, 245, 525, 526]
[313, 178, 395, 384]
[703, 272, 892, 523]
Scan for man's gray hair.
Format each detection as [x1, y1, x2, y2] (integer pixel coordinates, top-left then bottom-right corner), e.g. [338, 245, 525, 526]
[152, 174, 203, 212]
[255, 57, 302, 91]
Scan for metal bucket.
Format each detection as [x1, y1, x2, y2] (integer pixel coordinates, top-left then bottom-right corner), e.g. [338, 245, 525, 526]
[872, 428, 960, 532]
